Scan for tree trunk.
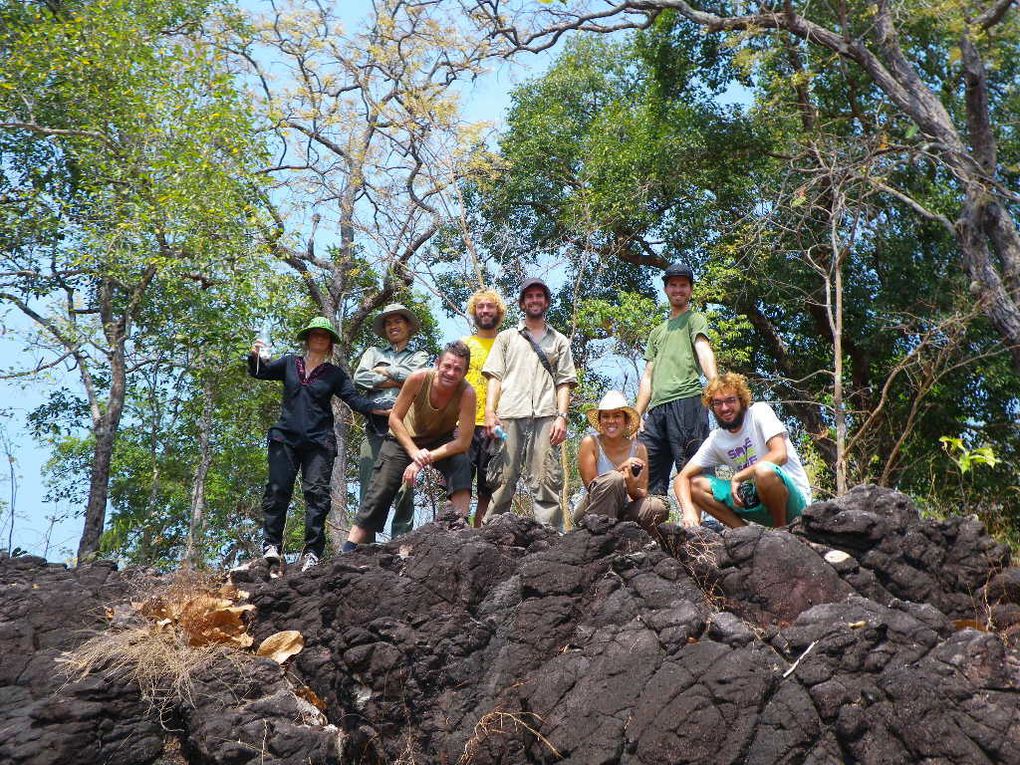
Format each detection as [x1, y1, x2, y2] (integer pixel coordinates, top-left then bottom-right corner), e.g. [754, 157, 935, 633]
[77, 353, 127, 561]
[327, 406, 351, 552]
[77, 416, 119, 561]
[186, 374, 215, 566]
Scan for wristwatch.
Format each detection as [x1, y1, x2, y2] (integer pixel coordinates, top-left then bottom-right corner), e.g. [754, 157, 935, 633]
[556, 411, 568, 419]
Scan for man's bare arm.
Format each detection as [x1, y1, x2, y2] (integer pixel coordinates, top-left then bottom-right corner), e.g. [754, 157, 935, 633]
[388, 371, 427, 461]
[635, 361, 654, 416]
[674, 462, 704, 528]
[694, 336, 717, 380]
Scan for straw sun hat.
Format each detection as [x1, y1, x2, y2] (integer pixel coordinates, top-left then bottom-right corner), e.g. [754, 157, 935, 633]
[586, 391, 641, 437]
[372, 303, 421, 338]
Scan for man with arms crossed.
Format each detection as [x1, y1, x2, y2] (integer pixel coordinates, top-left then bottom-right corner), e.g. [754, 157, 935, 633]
[635, 262, 718, 498]
[353, 303, 430, 538]
[462, 288, 505, 527]
[343, 341, 476, 550]
[482, 278, 577, 528]
[675, 372, 812, 528]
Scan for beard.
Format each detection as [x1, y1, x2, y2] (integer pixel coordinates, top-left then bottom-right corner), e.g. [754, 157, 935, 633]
[475, 315, 498, 330]
[719, 407, 747, 432]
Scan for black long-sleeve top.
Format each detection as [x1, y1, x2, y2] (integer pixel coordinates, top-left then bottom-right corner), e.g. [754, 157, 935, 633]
[248, 353, 377, 450]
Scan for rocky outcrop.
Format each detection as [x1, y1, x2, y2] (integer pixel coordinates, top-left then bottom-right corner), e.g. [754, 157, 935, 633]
[1, 485, 1018, 764]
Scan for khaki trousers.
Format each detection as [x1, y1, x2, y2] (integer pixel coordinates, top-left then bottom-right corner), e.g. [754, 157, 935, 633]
[484, 416, 563, 528]
[573, 472, 669, 534]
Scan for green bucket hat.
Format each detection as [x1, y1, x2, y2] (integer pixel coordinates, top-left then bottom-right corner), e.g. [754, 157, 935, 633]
[296, 316, 341, 344]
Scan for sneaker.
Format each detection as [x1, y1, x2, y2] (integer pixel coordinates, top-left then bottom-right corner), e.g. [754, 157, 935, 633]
[341, 541, 358, 554]
[263, 544, 281, 565]
[300, 552, 319, 572]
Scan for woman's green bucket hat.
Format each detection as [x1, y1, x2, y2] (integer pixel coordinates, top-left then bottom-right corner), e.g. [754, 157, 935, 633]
[296, 316, 341, 344]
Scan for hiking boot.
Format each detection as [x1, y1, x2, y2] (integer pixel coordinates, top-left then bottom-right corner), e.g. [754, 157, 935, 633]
[300, 552, 319, 572]
[263, 544, 281, 565]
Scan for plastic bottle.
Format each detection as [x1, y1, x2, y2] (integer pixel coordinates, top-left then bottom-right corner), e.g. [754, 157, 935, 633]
[492, 425, 508, 441]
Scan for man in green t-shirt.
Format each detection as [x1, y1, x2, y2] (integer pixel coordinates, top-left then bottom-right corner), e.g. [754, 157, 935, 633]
[634, 262, 718, 498]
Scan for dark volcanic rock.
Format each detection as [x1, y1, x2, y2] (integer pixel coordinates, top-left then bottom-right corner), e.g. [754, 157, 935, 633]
[1, 486, 1018, 764]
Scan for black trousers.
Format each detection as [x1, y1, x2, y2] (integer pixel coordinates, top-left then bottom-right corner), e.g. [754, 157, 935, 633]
[639, 395, 710, 496]
[261, 439, 335, 557]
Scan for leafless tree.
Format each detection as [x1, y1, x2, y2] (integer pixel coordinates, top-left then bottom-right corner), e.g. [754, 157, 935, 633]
[219, 0, 501, 544]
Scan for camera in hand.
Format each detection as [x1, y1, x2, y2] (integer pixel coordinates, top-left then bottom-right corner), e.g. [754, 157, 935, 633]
[630, 462, 643, 477]
[737, 481, 759, 507]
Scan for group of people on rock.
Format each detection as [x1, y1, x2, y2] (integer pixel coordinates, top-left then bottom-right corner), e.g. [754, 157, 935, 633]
[248, 264, 812, 571]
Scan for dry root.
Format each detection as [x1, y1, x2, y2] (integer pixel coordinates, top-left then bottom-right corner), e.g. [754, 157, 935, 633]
[458, 709, 561, 764]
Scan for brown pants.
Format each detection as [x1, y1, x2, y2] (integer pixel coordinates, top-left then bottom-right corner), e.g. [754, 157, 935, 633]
[573, 472, 669, 534]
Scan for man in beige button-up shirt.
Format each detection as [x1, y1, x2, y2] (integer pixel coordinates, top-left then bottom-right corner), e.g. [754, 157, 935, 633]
[481, 277, 577, 527]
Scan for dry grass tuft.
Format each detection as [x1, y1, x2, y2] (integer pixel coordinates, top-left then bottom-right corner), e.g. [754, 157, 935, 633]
[61, 569, 255, 716]
[458, 709, 561, 764]
[60, 624, 224, 714]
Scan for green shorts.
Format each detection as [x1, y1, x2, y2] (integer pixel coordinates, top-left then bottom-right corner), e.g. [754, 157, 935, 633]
[708, 463, 807, 527]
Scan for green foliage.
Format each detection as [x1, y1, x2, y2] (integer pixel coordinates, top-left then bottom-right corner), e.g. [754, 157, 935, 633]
[479, 12, 1020, 543]
[939, 437, 999, 475]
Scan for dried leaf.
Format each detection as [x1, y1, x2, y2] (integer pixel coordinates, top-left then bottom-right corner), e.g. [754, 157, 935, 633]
[178, 595, 255, 648]
[953, 619, 987, 632]
[257, 630, 305, 664]
[294, 685, 326, 710]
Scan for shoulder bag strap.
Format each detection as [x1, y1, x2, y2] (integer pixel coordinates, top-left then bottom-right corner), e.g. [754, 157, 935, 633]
[519, 328, 555, 379]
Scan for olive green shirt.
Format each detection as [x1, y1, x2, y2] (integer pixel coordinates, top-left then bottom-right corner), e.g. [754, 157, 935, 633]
[644, 311, 710, 409]
[481, 322, 577, 419]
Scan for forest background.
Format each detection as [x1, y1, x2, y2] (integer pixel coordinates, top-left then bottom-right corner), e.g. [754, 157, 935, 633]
[1, 0, 1017, 567]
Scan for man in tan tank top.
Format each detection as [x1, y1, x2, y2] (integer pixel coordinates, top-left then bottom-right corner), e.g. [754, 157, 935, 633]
[343, 341, 477, 550]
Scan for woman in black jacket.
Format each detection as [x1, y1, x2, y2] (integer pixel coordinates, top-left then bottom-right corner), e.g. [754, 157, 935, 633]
[249, 317, 389, 571]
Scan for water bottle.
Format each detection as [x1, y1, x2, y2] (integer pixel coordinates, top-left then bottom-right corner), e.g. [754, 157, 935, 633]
[493, 425, 508, 441]
[256, 337, 272, 361]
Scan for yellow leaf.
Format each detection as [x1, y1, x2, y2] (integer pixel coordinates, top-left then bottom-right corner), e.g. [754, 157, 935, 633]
[257, 630, 305, 664]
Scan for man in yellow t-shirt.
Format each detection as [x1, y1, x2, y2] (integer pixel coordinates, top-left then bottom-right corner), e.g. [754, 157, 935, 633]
[462, 288, 505, 526]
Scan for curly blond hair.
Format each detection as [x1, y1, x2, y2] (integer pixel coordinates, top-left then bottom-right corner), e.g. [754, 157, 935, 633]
[702, 372, 753, 409]
[466, 288, 506, 327]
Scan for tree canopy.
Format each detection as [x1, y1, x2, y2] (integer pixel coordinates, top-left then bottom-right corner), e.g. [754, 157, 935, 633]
[1, 0, 1016, 562]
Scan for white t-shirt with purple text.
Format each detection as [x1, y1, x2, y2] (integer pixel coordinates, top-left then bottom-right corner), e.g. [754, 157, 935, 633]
[688, 402, 812, 503]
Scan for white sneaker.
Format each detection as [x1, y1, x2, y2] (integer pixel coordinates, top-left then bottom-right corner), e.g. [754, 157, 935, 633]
[300, 552, 319, 572]
[263, 545, 281, 565]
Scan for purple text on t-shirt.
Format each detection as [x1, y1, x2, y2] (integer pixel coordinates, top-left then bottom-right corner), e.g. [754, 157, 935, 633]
[727, 437, 758, 469]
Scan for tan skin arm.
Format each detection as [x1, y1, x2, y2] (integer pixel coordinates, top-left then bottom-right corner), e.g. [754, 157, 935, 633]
[580, 436, 649, 501]
[402, 385, 477, 484]
[624, 442, 650, 500]
[635, 361, 653, 417]
[388, 370, 427, 463]
[694, 335, 717, 380]
[484, 375, 502, 436]
[549, 383, 571, 446]
[675, 461, 705, 528]
[729, 433, 788, 507]
[578, 436, 599, 487]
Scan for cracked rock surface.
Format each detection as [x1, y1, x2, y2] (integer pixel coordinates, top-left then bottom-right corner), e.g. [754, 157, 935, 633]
[2, 485, 1018, 764]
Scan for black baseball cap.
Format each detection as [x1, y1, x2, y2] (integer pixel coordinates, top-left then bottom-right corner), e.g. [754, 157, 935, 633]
[662, 262, 695, 285]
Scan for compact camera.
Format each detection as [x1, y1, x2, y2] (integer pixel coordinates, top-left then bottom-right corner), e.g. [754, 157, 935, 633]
[737, 481, 759, 507]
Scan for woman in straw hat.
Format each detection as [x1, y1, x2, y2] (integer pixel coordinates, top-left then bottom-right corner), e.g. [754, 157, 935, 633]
[249, 317, 389, 572]
[573, 391, 669, 534]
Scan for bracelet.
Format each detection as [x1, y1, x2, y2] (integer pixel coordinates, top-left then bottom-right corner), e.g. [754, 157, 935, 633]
[556, 411, 568, 419]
